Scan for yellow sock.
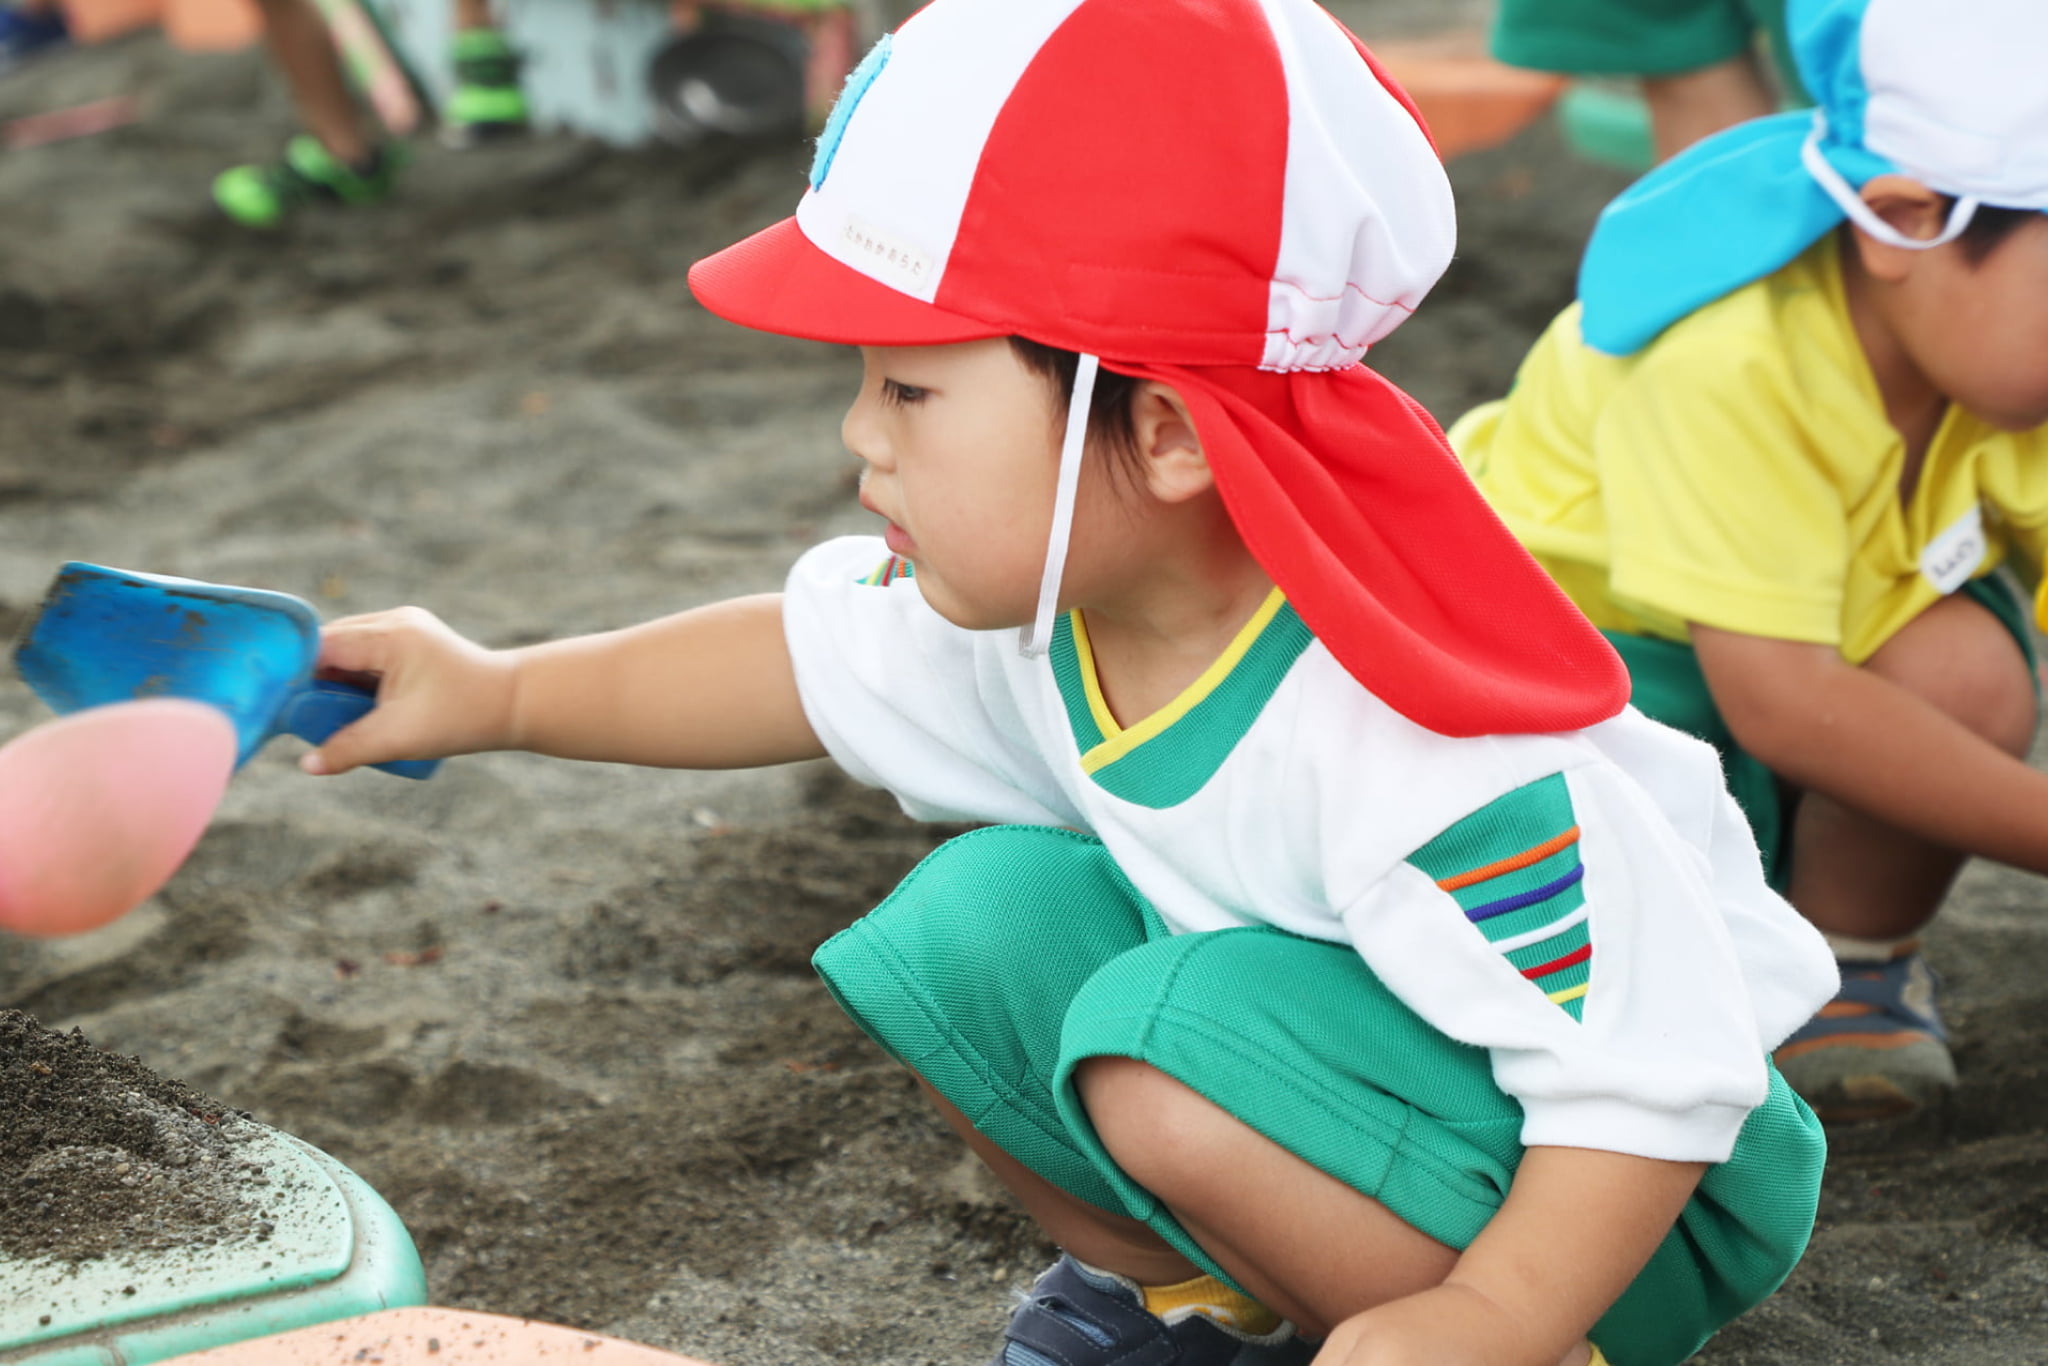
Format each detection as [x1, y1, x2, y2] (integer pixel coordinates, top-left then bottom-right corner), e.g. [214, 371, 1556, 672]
[1139, 1273, 1281, 1335]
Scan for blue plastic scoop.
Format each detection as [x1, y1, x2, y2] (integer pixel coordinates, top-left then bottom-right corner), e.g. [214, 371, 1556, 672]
[10, 562, 436, 780]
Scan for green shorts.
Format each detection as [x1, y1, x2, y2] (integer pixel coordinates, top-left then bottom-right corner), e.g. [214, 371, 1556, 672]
[814, 824, 1825, 1366]
[1608, 574, 2037, 889]
[1491, 0, 1792, 81]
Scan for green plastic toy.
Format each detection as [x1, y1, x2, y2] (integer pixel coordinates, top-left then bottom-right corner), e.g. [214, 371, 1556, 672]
[0, 1128, 425, 1366]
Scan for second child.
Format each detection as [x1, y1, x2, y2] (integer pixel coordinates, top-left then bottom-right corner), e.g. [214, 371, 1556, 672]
[1456, 0, 2048, 1122]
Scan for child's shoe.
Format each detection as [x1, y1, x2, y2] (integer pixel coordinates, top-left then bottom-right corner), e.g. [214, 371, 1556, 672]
[442, 27, 528, 145]
[1773, 948, 1956, 1123]
[0, 3, 67, 69]
[991, 1256, 1313, 1366]
[212, 136, 402, 228]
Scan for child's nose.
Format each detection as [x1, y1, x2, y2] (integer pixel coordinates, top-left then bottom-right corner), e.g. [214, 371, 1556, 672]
[841, 397, 890, 470]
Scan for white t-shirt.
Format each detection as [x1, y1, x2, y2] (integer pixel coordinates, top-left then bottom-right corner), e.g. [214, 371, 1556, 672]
[784, 536, 1837, 1163]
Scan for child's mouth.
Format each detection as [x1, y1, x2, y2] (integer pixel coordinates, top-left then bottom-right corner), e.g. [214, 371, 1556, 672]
[858, 489, 915, 555]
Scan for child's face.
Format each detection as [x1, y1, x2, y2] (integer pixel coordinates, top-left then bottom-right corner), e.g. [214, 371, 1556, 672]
[843, 340, 1080, 629]
[1890, 214, 2048, 431]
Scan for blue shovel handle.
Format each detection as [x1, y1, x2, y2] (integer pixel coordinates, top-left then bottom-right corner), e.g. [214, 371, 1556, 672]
[281, 680, 442, 780]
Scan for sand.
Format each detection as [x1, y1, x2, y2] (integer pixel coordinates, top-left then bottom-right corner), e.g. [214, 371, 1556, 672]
[1, 11, 2046, 1365]
[0, 1010, 271, 1266]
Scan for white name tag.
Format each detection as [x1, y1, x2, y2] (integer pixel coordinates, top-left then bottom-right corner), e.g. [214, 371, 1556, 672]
[840, 215, 935, 294]
[1920, 504, 1987, 595]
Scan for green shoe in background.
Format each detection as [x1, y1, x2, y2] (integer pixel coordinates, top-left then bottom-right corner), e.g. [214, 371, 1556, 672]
[1557, 81, 1656, 173]
[212, 135, 403, 229]
[444, 27, 528, 145]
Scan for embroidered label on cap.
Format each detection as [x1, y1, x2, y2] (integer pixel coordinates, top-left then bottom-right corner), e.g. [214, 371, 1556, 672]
[1920, 504, 1986, 594]
[840, 215, 934, 291]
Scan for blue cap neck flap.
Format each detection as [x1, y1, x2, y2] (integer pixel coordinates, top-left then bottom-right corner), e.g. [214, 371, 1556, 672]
[1577, 0, 1895, 355]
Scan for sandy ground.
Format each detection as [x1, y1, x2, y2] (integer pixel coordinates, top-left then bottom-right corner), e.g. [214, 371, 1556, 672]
[2, 10, 2047, 1364]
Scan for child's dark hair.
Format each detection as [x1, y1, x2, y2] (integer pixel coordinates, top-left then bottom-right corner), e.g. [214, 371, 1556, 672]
[1953, 201, 2035, 265]
[1009, 337, 1144, 481]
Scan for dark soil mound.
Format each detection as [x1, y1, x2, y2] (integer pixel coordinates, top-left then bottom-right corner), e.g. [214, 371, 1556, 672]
[1, 1010, 271, 1263]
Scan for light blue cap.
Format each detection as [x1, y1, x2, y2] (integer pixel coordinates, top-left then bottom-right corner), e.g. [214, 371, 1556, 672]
[1577, 0, 2044, 355]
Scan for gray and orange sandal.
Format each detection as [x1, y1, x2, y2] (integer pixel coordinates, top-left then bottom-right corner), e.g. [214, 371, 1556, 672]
[1775, 950, 1957, 1123]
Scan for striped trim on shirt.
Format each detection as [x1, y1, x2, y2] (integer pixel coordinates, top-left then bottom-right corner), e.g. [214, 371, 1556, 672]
[858, 555, 915, 586]
[1406, 773, 1592, 1021]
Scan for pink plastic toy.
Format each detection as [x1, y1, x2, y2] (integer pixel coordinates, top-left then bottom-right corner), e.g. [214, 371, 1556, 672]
[160, 1307, 719, 1364]
[0, 699, 238, 938]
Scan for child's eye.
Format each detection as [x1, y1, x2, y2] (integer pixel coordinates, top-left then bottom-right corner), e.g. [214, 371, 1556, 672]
[880, 379, 929, 407]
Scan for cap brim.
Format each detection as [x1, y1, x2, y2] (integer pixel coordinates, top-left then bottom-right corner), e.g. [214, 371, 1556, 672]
[688, 216, 1005, 347]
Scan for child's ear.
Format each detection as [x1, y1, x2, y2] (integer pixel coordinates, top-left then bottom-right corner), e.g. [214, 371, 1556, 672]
[1131, 382, 1212, 503]
[1852, 174, 1953, 282]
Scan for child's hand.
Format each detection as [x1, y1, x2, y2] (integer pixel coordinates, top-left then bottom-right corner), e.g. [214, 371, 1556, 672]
[1312, 1285, 1590, 1366]
[300, 607, 519, 776]
[1309, 1147, 1698, 1366]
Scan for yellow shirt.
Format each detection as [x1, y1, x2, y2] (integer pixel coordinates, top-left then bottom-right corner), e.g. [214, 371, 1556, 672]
[1450, 236, 2048, 664]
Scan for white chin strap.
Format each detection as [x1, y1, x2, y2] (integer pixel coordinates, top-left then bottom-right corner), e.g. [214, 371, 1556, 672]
[1019, 352, 1100, 658]
[1801, 114, 1979, 250]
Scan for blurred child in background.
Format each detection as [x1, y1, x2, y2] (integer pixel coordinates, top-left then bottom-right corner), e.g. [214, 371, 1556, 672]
[211, 0, 402, 226]
[1491, 0, 1801, 161]
[1456, 0, 2048, 1123]
[212, 0, 525, 227]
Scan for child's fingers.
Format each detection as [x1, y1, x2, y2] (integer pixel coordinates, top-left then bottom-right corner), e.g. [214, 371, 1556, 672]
[302, 606, 512, 777]
[300, 721, 375, 777]
[300, 681, 433, 777]
[314, 606, 449, 677]
[301, 711, 429, 777]
[301, 608, 455, 777]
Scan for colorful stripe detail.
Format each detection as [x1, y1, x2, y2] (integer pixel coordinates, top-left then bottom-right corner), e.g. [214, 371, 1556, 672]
[1070, 588, 1288, 774]
[1048, 590, 1313, 809]
[1519, 942, 1592, 980]
[1466, 864, 1586, 923]
[1407, 773, 1593, 1022]
[858, 555, 915, 586]
[1437, 826, 1581, 892]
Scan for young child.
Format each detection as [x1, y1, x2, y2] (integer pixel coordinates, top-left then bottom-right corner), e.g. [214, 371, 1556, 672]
[1453, 0, 2048, 1124]
[1490, 0, 1802, 161]
[211, 0, 403, 227]
[212, 0, 526, 227]
[302, 1, 1837, 1362]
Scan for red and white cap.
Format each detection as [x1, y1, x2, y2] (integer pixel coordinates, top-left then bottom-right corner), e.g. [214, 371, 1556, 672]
[691, 0, 1629, 737]
[696, 0, 1454, 370]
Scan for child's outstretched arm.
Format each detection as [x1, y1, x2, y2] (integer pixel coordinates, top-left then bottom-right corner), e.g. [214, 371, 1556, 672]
[303, 594, 824, 776]
[1314, 1147, 1706, 1366]
[1690, 619, 2048, 873]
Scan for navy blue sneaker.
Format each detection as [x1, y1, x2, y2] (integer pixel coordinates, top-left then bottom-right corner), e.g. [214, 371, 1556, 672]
[993, 1257, 1314, 1366]
[0, 4, 68, 69]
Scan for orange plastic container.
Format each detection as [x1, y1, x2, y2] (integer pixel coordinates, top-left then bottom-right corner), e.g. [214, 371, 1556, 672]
[159, 1308, 717, 1365]
[1371, 40, 1566, 161]
[55, 0, 259, 51]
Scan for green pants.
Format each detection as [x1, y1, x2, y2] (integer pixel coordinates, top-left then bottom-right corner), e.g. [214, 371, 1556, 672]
[1492, 0, 1805, 101]
[814, 824, 1825, 1366]
[1608, 574, 2035, 888]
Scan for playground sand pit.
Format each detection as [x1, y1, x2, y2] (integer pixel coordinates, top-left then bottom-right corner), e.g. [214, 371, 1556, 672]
[2, 12, 2047, 1365]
